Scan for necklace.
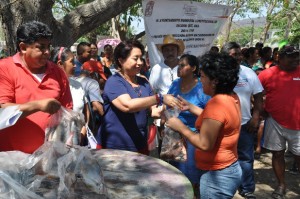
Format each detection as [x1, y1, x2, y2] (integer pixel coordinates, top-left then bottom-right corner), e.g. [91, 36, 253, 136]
[119, 72, 142, 97]
[169, 68, 174, 82]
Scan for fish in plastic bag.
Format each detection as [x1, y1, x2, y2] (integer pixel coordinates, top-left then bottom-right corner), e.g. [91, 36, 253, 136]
[0, 142, 108, 199]
[160, 108, 187, 162]
[45, 107, 85, 146]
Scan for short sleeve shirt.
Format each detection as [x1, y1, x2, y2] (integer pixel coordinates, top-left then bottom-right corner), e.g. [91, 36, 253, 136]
[149, 61, 178, 95]
[168, 78, 210, 131]
[0, 53, 73, 153]
[195, 94, 241, 170]
[259, 66, 300, 130]
[234, 65, 263, 125]
[97, 73, 153, 151]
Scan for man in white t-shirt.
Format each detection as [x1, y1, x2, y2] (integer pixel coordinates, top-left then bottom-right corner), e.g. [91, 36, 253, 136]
[222, 42, 264, 199]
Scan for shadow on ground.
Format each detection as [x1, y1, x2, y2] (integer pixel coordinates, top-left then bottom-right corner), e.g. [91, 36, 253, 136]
[234, 152, 300, 199]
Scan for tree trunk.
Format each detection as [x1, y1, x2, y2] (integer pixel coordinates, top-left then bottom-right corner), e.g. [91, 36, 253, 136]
[0, 0, 138, 55]
[111, 17, 121, 40]
[261, 0, 278, 43]
[223, 0, 245, 44]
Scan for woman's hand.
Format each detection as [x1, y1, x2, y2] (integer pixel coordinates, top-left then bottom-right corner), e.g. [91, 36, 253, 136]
[177, 95, 190, 111]
[165, 117, 187, 133]
[163, 94, 181, 109]
[151, 106, 163, 118]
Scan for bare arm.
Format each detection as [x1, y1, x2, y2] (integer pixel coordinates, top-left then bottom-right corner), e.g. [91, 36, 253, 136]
[178, 96, 203, 116]
[112, 94, 180, 113]
[1, 98, 61, 118]
[247, 92, 263, 133]
[166, 117, 222, 151]
[92, 101, 104, 116]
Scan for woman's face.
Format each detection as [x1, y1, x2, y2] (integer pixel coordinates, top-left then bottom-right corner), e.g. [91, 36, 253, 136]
[177, 58, 195, 78]
[63, 52, 75, 76]
[251, 49, 260, 62]
[119, 47, 143, 76]
[90, 44, 98, 57]
[200, 71, 214, 96]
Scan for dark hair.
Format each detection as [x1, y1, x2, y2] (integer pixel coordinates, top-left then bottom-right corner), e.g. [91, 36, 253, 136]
[199, 53, 239, 94]
[255, 42, 264, 49]
[16, 21, 52, 52]
[104, 44, 113, 50]
[114, 39, 145, 68]
[242, 47, 257, 59]
[90, 43, 98, 48]
[259, 46, 272, 58]
[77, 42, 91, 55]
[210, 46, 219, 53]
[179, 54, 200, 76]
[221, 42, 241, 54]
[50, 47, 72, 64]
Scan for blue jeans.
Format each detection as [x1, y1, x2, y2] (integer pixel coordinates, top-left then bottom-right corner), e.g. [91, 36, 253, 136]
[199, 161, 242, 199]
[237, 124, 255, 194]
[170, 140, 200, 184]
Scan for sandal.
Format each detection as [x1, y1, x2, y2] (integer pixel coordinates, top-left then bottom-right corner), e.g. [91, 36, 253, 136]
[271, 186, 286, 199]
[254, 152, 261, 160]
[244, 192, 256, 199]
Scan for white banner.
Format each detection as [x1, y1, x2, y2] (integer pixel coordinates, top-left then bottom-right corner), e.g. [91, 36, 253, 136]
[142, 0, 233, 66]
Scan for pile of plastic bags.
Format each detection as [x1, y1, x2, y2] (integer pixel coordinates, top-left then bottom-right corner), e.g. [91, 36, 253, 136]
[0, 107, 107, 198]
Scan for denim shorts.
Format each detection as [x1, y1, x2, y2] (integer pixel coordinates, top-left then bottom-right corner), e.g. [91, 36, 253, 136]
[199, 161, 242, 199]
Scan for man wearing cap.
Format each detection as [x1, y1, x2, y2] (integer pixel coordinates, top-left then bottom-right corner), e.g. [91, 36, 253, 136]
[149, 34, 185, 95]
[258, 45, 300, 199]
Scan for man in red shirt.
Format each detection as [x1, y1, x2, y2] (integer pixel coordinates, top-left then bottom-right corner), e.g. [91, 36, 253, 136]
[0, 21, 73, 154]
[259, 45, 300, 199]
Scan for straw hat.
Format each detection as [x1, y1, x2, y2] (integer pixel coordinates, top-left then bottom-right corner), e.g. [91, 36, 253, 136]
[156, 35, 185, 55]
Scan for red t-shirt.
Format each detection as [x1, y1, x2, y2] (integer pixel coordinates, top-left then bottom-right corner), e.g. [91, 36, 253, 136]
[259, 66, 300, 130]
[195, 94, 241, 170]
[82, 60, 107, 80]
[0, 53, 73, 153]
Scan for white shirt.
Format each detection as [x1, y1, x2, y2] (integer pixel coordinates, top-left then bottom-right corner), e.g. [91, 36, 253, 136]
[234, 65, 264, 125]
[69, 78, 86, 113]
[149, 61, 178, 95]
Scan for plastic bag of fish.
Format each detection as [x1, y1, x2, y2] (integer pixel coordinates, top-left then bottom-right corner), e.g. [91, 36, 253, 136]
[160, 108, 187, 162]
[45, 107, 85, 146]
[0, 142, 108, 199]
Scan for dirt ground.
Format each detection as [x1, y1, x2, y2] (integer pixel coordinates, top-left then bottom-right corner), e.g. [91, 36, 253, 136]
[150, 149, 300, 199]
[233, 151, 300, 199]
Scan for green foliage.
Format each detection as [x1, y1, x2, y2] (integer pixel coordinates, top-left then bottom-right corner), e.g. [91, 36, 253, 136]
[270, 3, 300, 45]
[229, 26, 263, 46]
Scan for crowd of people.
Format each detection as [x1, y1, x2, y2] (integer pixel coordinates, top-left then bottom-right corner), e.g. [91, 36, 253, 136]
[0, 21, 299, 199]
